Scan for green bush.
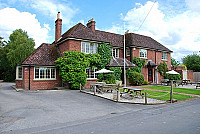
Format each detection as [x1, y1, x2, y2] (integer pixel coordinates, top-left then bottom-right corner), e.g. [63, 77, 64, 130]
[127, 70, 144, 86]
[143, 80, 149, 85]
[165, 74, 181, 80]
[102, 67, 122, 84]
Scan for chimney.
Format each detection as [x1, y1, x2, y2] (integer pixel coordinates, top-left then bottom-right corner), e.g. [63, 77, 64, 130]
[87, 18, 96, 31]
[55, 12, 62, 43]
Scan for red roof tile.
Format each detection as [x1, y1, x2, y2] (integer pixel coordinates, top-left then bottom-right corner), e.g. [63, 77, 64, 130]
[20, 43, 60, 66]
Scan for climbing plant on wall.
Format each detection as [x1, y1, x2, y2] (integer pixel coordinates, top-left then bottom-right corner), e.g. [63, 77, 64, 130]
[158, 62, 168, 78]
[55, 51, 100, 89]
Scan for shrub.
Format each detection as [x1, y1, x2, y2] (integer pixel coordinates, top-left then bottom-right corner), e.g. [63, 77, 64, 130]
[103, 67, 122, 84]
[165, 74, 181, 80]
[127, 70, 144, 86]
[143, 80, 149, 85]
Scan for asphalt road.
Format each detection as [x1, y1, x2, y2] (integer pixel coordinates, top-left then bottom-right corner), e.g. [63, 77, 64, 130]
[0, 83, 200, 134]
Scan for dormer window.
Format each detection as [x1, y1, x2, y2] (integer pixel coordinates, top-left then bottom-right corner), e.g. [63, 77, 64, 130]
[81, 42, 98, 54]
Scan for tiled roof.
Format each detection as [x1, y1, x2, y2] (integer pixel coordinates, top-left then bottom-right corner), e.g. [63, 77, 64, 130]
[126, 33, 172, 52]
[20, 43, 60, 66]
[58, 23, 171, 52]
[106, 57, 136, 68]
[58, 23, 123, 47]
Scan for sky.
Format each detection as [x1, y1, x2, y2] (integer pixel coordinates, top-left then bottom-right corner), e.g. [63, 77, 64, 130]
[0, 0, 200, 62]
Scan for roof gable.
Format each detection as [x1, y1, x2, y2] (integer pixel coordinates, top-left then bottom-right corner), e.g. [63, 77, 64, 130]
[20, 43, 60, 66]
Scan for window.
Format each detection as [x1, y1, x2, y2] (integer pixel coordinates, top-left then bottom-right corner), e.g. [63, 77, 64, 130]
[126, 48, 130, 56]
[81, 42, 98, 54]
[16, 66, 23, 80]
[111, 48, 119, 58]
[34, 67, 56, 80]
[162, 52, 167, 60]
[86, 68, 97, 79]
[139, 49, 147, 58]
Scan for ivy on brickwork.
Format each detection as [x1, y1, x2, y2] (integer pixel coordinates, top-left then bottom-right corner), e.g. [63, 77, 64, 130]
[55, 51, 100, 89]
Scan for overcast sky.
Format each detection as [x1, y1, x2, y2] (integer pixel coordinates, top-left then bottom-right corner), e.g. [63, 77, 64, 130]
[0, 0, 199, 62]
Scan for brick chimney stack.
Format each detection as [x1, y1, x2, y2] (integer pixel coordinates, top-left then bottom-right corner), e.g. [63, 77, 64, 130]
[55, 12, 62, 43]
[87, 18, 96, 31]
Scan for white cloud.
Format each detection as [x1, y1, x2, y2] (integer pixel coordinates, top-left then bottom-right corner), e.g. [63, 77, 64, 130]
[108, 1, 200, 61]
[30, 0, 78, 27]
[0, 8, 49, 48]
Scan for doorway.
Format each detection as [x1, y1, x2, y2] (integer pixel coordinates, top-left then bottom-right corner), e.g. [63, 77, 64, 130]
[148, 68, 153, 82]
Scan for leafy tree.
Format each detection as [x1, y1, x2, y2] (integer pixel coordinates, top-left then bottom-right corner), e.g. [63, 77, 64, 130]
[0, 29, 35, 81]
[7, 29, 35, 68]
[182, 54, 200, 72]
[0, 37, 7, 47]
[171, 57, 180, 66]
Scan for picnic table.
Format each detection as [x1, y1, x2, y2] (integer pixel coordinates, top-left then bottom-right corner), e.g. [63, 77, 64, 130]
[196, 82, 200, 89]
[90, 82, 117, 94]
[120, 87, 144, 99]
[182, 79, 191, 85]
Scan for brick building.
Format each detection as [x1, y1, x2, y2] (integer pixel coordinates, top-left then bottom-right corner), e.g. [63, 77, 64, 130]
[16, 12, 172, 90]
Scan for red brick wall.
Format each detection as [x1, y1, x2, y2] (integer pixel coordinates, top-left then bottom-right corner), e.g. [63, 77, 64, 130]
[187, 70, 193, 82]
[16, 67, 62, 90]
[119, 48, 123, 58]
[84, 79, 97, 88]
[129, 48, 171, 83]
[58, 40, 81, 55]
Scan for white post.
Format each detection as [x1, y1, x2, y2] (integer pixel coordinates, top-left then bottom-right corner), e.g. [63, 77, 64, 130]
[123, 21, 126, 87]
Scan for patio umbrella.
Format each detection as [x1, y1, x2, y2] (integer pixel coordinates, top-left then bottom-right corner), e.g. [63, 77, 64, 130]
[166, 70, 179, 103]
[166, 70, 179, 75]
[94, 68, 114, 81]
[94, 68, 114, 74]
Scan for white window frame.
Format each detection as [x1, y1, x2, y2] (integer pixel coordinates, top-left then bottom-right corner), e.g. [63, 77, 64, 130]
[162, 52, 168, 60]
[81, 42, 98, 54]
[16, 66, 23, 80]
[34, 66, 56, 80]
[139, 49, 147, 59]
[111, 48, 119, 58]
[126, 48, 130, 56]
[86, 68, 98, 80]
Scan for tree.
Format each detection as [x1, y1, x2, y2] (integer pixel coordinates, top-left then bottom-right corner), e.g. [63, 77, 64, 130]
[0, 37, 7, 47]
[182, 54, 200, 72]
[7, 29, 35, 68]
[171, 57, 180, 66]
[0, 29, 35, 81]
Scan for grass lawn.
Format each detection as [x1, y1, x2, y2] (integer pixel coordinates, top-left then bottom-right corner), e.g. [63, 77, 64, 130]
[142, 90, 193, 101]
[141, 86, 200, 95]
[119, 88, 194, 101]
